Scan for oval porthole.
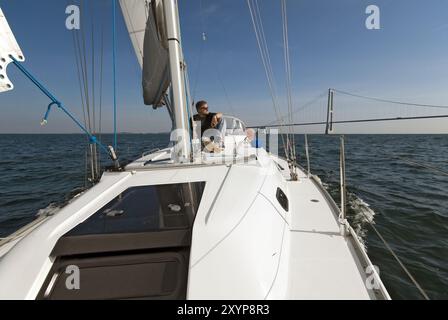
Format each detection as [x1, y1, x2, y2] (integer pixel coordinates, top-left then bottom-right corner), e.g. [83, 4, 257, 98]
[276, 188, 289, 212]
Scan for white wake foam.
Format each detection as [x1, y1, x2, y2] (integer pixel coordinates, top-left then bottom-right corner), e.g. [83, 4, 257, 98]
[349, 194, 377, 248]
[36, 202, 61, 217]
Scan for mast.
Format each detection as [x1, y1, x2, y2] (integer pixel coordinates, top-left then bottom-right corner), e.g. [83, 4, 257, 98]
[119, 0, 191, 161]
[164, 0, 191, 161]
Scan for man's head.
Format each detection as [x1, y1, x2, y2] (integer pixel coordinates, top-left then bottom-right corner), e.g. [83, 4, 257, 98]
[196, 100, 209, 116]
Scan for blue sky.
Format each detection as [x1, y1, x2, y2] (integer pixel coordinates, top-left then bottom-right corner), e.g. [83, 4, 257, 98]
[1, 0, 448, 133]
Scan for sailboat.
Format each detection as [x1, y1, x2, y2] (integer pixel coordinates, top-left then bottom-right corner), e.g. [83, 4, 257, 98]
[0, 1, 390, 299]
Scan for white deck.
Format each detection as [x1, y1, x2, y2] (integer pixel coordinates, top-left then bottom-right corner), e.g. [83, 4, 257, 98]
[0, 146, 389, 300]
[186, 153, 387, 299]
[283, 177, 372, 299]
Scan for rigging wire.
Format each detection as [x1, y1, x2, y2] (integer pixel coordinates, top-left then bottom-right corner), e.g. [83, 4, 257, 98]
[251, 114, 448, 129]
[336, 172, 431, 299]
[281, 0, 293, 128]
[191, 38, 205, 103]
[112, 0, 118, 151]
[90, 1, 100, 178]
[333, 89, 448, 109]
[254, 88, 448, 129]
[75, 34, 89, 133]
[264, 91, 328, 126]
[68, 0, 107, 179]
[66, 0, 88, 131]
[301, 136, 432, 300]
[71, 28, 87, 130]
[281, 0, 297, 176]
[80, 0, 92, 134]
[247, 0, 278, 109]
[68, 0, 95, 183]
[91, 15, 96, 135]
[216, 71, 237, 117]
[192, 0, 237, 118]
[246, 0, 288, 158]
[191, 0, 206, 102]
[356, 208, 430, 300]
[98, 27, 104, 144]
[253, 0, 278, 107]
[84, 147, 88, 188]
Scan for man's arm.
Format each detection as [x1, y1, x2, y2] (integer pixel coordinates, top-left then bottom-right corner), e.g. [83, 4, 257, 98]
[211, 112, 223, 128]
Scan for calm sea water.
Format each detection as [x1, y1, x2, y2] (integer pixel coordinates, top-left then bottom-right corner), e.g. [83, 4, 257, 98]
[0, 134, 447, 299]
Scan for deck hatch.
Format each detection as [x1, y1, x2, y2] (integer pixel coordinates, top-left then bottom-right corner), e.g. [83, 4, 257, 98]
[66, 182, 205, 235]
[39, 182, 206, 300]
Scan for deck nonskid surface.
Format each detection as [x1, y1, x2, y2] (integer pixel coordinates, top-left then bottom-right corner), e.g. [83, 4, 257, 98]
[286, 174, 372, 299]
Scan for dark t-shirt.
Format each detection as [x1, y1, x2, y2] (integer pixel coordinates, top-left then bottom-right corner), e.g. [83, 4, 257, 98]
[192, 113, 217, 136]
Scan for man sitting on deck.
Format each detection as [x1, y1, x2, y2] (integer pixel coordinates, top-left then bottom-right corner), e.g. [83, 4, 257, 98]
[191, 100, 224, 152]
[192, 101, 223, 135]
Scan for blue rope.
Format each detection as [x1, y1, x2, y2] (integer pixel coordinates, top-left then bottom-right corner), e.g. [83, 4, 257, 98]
[41, 102, 58, 125]
[10, 56, 110, 155]
[112, 0, 117, 151]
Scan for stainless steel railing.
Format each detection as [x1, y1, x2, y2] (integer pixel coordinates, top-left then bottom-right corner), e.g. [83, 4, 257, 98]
[339, 135, 347, 236]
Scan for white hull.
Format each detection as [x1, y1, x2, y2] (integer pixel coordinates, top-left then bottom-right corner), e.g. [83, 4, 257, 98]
[0, 142, 389, 300]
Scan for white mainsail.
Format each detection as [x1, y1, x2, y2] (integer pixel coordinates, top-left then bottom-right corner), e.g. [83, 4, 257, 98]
[119, 0, 170, 106]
